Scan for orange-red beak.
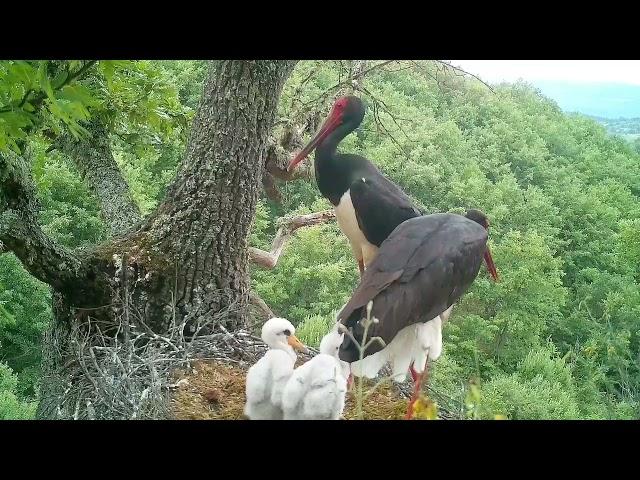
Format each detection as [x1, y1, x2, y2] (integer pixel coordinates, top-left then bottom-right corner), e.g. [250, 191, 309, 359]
[287, 109, 343, 172]
[287, 335, 308, 354]
[484, 246, 499, 282]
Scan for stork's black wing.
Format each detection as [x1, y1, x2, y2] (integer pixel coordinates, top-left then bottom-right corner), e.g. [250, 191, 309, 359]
[337, 214, 488, 363]
[349, 174, 422, 247]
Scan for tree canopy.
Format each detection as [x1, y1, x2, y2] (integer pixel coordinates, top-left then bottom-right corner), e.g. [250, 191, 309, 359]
[1, 60, 639, 419]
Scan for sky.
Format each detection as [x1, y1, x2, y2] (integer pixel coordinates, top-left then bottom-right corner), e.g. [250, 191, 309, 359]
[448, 61, 640, 86]
[447, 61, 640, 118]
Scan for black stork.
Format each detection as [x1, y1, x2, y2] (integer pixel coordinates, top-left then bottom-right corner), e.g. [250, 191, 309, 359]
[336, 209, 499, 418]
[287, 96, 422, 277]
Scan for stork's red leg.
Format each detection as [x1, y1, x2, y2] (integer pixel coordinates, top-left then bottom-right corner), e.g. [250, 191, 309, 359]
[409, 363, 420, 383]
[347, 373, 354, 390]
[405, 362, 429, 419]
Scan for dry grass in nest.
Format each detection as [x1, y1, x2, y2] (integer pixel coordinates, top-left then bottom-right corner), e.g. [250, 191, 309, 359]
[170, 361, 248, 420]
[168, 359, 410, 420]
[343, 379, 408, 420]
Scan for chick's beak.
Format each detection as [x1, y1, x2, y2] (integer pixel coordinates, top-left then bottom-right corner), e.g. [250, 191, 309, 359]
[287, 335, 309, 354]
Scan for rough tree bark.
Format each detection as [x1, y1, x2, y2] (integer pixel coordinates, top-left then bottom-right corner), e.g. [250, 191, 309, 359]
[2, 60, 297, 418]
[56, 119, 142, 235]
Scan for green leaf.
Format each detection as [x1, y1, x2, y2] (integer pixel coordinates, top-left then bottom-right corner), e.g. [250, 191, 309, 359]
[37, 61, 55, 100]
[51, 69, 70, 90]
[57, 84, 99, 108]
[0, 303, 16, 326]
[6, 61, 37, 89]
[99, 61, 116, 88]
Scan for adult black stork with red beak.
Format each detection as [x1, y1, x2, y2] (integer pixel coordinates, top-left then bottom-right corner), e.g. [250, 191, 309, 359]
[336, 210, 499, 418]
[287, 96, 421, 276]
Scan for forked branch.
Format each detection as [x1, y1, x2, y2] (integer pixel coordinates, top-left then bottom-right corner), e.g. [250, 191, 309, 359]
[249, 210, 336, 269]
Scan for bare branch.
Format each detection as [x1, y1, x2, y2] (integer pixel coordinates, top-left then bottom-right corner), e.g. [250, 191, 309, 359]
[411, 60, 495, 94]
[301, 60, 396, 108]
[360, 87, 415, 161]
[248, 290, 275, 320]
[0, 149, 84, 291]
[435, 60, 495, 92]
[249, 210, 336, 269]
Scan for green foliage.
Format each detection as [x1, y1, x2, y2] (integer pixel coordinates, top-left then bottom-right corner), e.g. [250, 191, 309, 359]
[155, 61, 209, 110]
[251, 202, 359, 324]
[252, 61, 640, 418]
[296, 311, 339, 348]
[477, 345, 612, 420]
[2, 60, 640, 419]
[0, 61, 102, 152]
[0, 254, 51, 397]
[0, 362, 36, 419]
[31, 142, 107, 247]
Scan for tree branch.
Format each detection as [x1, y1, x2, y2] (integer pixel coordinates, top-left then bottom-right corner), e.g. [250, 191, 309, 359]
[248, 290, 275, 320]
[53, 118, 142, 236]
[249, 209, 336, 269]
[0, 149, 84, 291]
[300, 60, 396, 108]
[434, 60, 495, 93]
[0, 60, 98, 115]
[409, 60, 495, 94]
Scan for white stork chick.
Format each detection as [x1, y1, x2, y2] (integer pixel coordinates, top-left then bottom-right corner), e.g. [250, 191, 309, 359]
[244, 317, 308, 420]
[282, 327, 348, 420]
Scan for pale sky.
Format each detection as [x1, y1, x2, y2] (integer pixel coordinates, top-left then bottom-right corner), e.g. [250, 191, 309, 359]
[449, 61, 640, 86]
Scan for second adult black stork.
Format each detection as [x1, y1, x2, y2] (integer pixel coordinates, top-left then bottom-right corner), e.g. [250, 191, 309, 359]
[336, 210, 499, 418]
[287, 96, 421, 276]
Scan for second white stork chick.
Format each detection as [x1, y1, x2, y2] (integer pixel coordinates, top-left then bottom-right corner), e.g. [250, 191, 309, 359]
[282, 327, 348, 420]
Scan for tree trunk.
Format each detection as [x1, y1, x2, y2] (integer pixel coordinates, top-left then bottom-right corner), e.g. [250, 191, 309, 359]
[32, 60, 297, 418]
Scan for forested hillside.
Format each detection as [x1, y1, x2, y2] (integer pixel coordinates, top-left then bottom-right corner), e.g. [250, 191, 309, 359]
[588, 116, 640, 153]
[1, 60, 639, 419]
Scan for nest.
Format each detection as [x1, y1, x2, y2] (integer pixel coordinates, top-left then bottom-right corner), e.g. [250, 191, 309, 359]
[54, 299, 461, 420]
[53, 294, 326, 420]
[169, 360, 411, 421]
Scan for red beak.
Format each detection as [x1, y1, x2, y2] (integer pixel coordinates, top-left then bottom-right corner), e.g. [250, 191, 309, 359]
[287, 109, 342, 172]
[484, 246, 499, 282]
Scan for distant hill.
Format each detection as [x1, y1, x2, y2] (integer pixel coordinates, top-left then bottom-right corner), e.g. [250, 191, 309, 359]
[532, 81, 640, 119]
[584, 115, 640, 140]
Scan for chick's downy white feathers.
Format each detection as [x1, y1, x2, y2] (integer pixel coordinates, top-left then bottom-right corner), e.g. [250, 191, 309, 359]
[244, 317, 305, 420]
[282, 328, 348, 420]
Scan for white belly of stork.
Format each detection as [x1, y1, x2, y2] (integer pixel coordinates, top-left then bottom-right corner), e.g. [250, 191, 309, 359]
[349, 308, 452, 382]
[334, 190, 379, 268]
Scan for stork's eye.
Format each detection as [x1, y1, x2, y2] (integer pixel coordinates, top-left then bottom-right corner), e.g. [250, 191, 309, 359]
[282, 329, 291, 336]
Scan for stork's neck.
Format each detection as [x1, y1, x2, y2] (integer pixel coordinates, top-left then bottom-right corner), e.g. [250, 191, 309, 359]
[315, 121, 356, 167]
[314, 122, 359, 203]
